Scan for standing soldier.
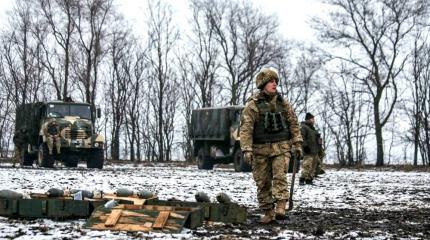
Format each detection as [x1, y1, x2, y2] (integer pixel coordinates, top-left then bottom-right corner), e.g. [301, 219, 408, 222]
[299, 113, 323, 185]
[13, 129, 27, 167]
[315, 146, 326, 177]
[240, 68, 302, 224]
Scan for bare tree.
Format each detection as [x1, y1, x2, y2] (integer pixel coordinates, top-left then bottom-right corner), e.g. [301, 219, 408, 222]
[146, 0, 180, 162]
[404, 30, 430, 166]
[205, 0, 284, 105]
[314, 0, 428, 166]
[37, 0, 77, 100]
[277, 45, 324, 115]
[0, 0, 45, 107]
[124, 48, 146, 164]
[323, 66, 372, 166]
[73, 0, 113, 122]
[106, 27, 130, 161]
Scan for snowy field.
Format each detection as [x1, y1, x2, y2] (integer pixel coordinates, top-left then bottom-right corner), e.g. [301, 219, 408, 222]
[0, 163, 429, 239]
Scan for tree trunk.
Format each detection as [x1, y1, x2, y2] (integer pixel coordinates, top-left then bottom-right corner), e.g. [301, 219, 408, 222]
[111, 128, 120, 161]
[375, 118, 384, 167]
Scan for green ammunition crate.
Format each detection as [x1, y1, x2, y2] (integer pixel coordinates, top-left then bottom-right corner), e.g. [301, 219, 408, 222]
[144, 199, 247, 224]
[0, 197, 105, 220]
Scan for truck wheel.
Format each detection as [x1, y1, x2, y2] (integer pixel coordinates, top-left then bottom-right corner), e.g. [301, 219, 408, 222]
[87, 149, 104, 169]
[38, 143, 55, 168]
[233, 149, 251, 172]
[197, 148, 213, 170]
[22, 150, 34, 166]
[63, 155, 79, 168]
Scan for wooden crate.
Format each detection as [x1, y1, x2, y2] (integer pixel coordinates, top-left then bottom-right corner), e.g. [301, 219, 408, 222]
[86, 204, 201, 233]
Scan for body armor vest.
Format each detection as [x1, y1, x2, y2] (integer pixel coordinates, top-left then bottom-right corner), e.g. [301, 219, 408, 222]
[253, 95, 291, 144]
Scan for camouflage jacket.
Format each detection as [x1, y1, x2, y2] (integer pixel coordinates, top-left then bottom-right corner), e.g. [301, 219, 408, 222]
[301, 121, 322, 155]
[239, 91, 302, 157]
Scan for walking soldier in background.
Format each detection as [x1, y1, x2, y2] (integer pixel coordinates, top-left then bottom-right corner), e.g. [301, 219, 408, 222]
[299, 113, 323, 185]
[13, 129, 27, 167]
[240, 68, 303, 224]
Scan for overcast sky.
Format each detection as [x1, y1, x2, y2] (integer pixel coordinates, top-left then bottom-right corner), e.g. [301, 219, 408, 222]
[0, 0, 325, 42]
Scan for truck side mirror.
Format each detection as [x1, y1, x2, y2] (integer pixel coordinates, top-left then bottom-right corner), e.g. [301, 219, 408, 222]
[96, 108, 101, 118]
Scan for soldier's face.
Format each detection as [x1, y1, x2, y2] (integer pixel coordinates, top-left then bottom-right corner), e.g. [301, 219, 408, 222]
[264, 79, 277, 94]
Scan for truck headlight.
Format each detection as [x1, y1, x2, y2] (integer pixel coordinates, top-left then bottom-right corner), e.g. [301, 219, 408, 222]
[94, 142, 99, 147]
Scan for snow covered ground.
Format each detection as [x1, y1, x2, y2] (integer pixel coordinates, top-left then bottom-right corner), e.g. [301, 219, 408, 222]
[0, 163, 429, 239]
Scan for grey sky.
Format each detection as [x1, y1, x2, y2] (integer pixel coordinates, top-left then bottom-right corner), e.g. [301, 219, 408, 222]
[0, 0, 324, 42]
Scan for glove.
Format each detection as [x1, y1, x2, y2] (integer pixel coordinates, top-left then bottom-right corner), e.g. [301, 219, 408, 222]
[243, 151, 253, 165]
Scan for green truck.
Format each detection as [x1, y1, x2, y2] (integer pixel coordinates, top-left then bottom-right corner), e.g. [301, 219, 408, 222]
[190, 106, 251, 172]
[14, 101, 105, 168]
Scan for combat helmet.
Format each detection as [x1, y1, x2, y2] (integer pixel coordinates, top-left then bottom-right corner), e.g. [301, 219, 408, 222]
[256, 68, 279, 89]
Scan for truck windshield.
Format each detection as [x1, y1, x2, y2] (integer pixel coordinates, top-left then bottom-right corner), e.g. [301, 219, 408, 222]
[47, 104, 92, 119]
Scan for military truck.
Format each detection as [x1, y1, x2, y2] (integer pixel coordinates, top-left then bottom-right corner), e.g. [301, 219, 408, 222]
[15, 101, 105, 169]
[190, 106, 251, 172]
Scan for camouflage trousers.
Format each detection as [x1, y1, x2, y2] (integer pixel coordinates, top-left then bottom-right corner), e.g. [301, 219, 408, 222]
[252, 153, 290, 210]
[47, 136, 61, 155]
[314, 156, 323, 175]
[13, 148, 22, 167]
[300, 154, 319, 180]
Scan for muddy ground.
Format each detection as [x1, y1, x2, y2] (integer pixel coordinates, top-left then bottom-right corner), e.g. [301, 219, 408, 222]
[0, 162, 429, 239]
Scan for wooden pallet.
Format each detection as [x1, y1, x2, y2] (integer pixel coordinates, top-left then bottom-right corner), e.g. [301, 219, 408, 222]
[86, 204, 199, 233]
[102, 193, 148, 205]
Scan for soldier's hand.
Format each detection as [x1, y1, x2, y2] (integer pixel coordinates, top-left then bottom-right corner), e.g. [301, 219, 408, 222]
[243, 151, 253, 165]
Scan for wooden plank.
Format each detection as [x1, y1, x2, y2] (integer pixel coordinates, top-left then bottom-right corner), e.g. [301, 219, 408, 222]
[104, 209, 122, 227]
[163, 225, 180, 231]
[143, 222, 153, 228]
[120, 210, 151, 218]
[120, 205, 142, 210]
[152, 211, 170, 229]
[169, 212, 186, 219]
[99, 215, 156, 224]
[91, 223, 152, 232]
[103, 195, 146, 205]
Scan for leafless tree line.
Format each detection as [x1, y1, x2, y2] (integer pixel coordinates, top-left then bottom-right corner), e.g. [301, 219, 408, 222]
[1, 0, 429, 166]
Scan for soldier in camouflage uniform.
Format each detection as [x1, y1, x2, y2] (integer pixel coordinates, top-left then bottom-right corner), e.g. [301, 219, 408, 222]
[299, 113, 323, 185]
[43, 119, 61, 155]
[315, 147, 326, 177]
[240, 68, 303, 224]
[13, 129, 27, 167]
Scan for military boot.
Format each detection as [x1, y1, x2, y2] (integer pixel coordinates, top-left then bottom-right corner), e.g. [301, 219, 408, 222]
[260, 209, 275, 224]
[299, 178, 305, 185]
[275, 200, 287, 220]
[305, 179, 313, 185]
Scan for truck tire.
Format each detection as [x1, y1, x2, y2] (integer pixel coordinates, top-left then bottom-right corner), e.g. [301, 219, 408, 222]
[233, 149, 251, 172]
[22, 150, 34, 166]
[38, 143, 55, 168]
[87, 149, 104, 169]
[197, 148, 213, 170]
[63, 155, 79, 168]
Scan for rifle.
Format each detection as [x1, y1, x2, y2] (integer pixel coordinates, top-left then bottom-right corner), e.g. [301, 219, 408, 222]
[288, 150, 298, 211]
